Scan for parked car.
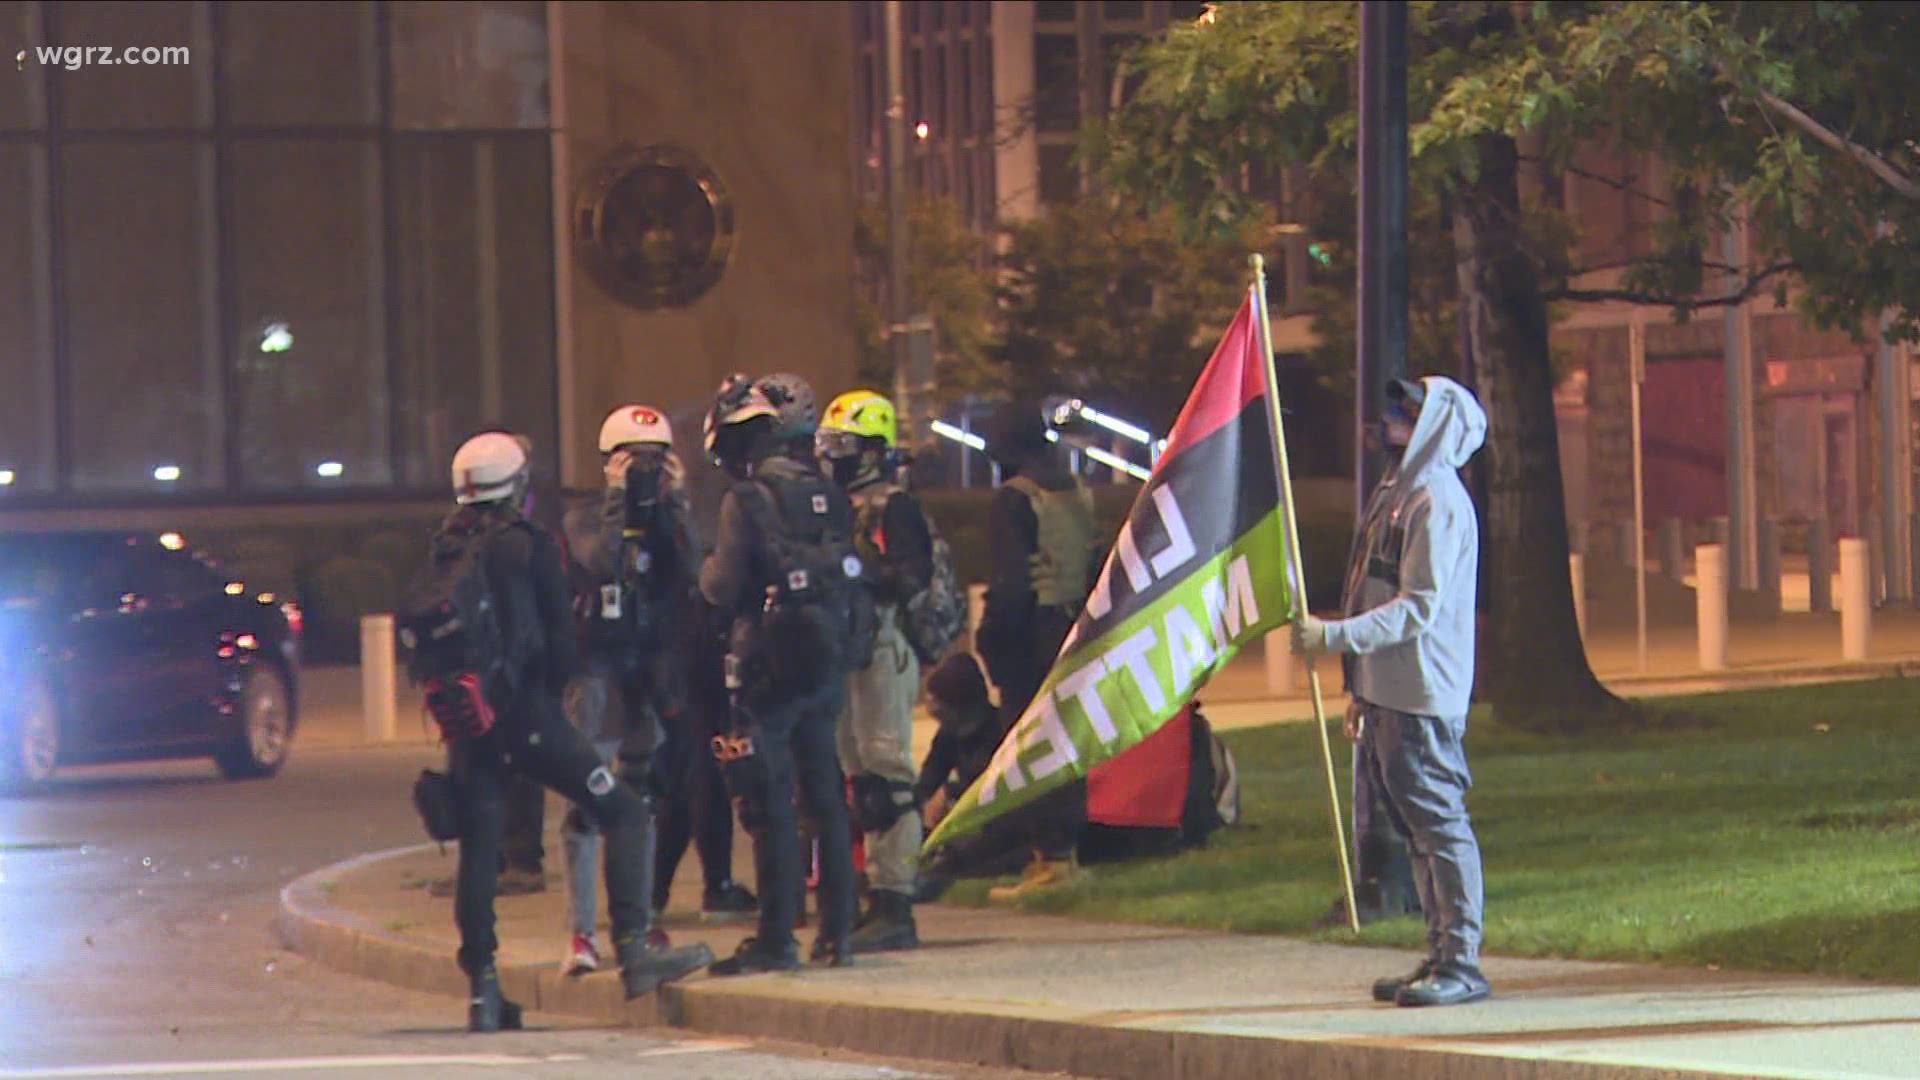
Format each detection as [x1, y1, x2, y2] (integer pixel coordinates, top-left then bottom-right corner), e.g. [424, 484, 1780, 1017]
[0, 530, 302, 792]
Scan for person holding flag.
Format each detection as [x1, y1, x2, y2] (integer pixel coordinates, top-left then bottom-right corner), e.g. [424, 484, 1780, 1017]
[1291, 374, 1491, 1009]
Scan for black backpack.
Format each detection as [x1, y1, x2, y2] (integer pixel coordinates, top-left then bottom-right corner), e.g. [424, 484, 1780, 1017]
[397, 507, 519, 740]
[737, 473, 878, 696]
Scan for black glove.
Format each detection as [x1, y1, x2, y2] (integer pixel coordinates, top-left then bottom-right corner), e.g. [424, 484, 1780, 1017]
[413, 768, 460, 844]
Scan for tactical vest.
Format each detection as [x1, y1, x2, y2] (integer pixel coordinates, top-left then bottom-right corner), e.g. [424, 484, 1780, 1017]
[1006, 475, 1098, 610]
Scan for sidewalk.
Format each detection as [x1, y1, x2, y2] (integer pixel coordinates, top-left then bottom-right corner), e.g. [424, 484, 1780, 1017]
[282, 840, 1920, 1080]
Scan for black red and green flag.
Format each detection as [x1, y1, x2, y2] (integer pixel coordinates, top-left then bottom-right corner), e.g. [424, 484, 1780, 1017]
[924, 286, 1301, 854]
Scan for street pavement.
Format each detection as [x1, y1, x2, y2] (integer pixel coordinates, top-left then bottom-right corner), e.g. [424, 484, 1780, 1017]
[0, 744, 1083, 1080]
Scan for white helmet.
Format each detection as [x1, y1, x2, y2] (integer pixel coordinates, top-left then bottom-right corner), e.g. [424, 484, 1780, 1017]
[451, 432, 530, 505]
[598, 404, 674, 453]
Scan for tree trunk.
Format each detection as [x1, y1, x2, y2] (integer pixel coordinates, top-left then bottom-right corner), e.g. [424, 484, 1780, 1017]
[1453, 132, 1636, 730]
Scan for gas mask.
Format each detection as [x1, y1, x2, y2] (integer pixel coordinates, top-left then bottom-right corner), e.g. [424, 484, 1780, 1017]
[623, 445, 668, 513]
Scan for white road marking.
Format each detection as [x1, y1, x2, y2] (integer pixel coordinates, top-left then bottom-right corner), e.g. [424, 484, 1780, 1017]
[0, 1054, 543, 1078]
[635, 1039, 752, 1057]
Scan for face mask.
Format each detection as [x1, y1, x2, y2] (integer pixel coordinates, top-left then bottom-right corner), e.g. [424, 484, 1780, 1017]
[1382, 402, 1418, 452]
[828, 454, 864, 487]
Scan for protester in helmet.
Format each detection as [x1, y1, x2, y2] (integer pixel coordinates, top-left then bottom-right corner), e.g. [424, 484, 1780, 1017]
[426, 429, 545, 902]
[971, 402, 1100, 887]
[556, 405, 737, 974]
[816, 390, 934, 953]
[700, 373, 866, 975]
[432, 431, 711, 1032]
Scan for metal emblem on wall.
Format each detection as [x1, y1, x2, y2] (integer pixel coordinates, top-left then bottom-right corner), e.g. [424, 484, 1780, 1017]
[574, 145, 735, 310]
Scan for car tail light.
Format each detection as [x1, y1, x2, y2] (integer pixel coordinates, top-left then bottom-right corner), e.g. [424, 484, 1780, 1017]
[281, 601, 304, 637]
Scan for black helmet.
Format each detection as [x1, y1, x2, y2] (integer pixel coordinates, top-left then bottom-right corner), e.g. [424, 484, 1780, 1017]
[987, 402, 1052, 466]
[755, 372, 818, 442]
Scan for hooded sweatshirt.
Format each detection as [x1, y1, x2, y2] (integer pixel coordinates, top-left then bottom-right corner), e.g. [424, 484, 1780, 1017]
[1324, 375, 1487, 718]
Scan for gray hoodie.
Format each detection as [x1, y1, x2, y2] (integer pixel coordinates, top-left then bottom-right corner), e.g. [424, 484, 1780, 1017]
[1324, 375, 1487, 718]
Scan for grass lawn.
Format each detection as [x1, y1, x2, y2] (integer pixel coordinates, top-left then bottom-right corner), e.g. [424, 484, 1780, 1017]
[945, 679, 1920, 984]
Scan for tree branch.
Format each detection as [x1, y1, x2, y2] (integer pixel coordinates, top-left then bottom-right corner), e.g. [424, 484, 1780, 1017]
[1518, 156, 1674, 209]
[1745, 85, 1920, 199]
[1566, 257, 1744, 278]
[1545, 260, 1798, 308]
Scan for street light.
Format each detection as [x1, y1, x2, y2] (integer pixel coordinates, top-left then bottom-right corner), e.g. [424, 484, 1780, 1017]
[930, 419, 986, 452]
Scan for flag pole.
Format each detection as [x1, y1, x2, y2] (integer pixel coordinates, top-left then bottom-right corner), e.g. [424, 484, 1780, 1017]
[1250, 254, 1361, 934]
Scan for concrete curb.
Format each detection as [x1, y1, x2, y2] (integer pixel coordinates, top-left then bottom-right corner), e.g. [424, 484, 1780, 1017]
[280, 846, 1775, 1080]
[276, 844, 669, 1028]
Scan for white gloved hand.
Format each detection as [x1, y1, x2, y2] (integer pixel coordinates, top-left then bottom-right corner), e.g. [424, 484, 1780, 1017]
[1290, 614, 1332, 657]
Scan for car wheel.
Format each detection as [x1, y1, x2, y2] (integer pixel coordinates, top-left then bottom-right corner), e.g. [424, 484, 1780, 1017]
[215, 666, 293, 781]
[0, 676, 60, 795]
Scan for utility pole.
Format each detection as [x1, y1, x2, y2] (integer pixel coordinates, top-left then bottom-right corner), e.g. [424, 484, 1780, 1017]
[1356, 0, 1409, 514]
[883, 0, 912, 426]
[1878, 307, 1912, 602]
[1723, 212, 1759, 591]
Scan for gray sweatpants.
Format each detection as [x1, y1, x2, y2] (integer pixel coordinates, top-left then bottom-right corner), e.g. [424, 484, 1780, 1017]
[838, 606, 922, 896]
[1355, 702, 1484, 968]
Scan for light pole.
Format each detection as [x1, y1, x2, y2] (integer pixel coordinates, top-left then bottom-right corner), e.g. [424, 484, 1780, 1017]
[1356, 0, 1409, 512]
[883, 0, 912, 427]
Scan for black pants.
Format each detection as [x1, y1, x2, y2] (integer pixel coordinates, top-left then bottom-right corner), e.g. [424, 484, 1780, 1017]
[654, 673, 735, 909]
[502, 774, 545, 874]
[990, 607, 1077, 729]
[735, 680, 853, 949]
[449, 695, 651, 976]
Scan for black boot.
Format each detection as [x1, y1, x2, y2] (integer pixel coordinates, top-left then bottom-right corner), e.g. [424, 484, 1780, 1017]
[1372, 959, 1434, 1003]
[467, 967, 524, 1033]
[617, 934, 716, 1000]
[709, 936, 802, 977]
[809, 934, 854, 968]
[1395, 961, 1492, 1008]
[847, 890, 919, 954]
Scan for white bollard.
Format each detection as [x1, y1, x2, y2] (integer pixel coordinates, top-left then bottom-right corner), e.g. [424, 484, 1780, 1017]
[1695, 544, 1727, 672]
[1841, 537, 1872, 661]
[360, 613, 398, 744]
[1264, 630, 1295, 696]
[1569, 552, 1586, 641]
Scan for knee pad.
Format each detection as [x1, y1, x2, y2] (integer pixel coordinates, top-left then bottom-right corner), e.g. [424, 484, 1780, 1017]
[849, 772, 916, 834]
[578, 763, 648, 826]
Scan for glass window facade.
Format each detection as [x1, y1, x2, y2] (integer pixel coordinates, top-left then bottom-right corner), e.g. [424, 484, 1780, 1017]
[1, 0, 556, 503]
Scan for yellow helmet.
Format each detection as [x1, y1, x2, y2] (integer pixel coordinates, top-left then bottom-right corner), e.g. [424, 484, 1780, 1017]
[820, 390, 898, 448]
